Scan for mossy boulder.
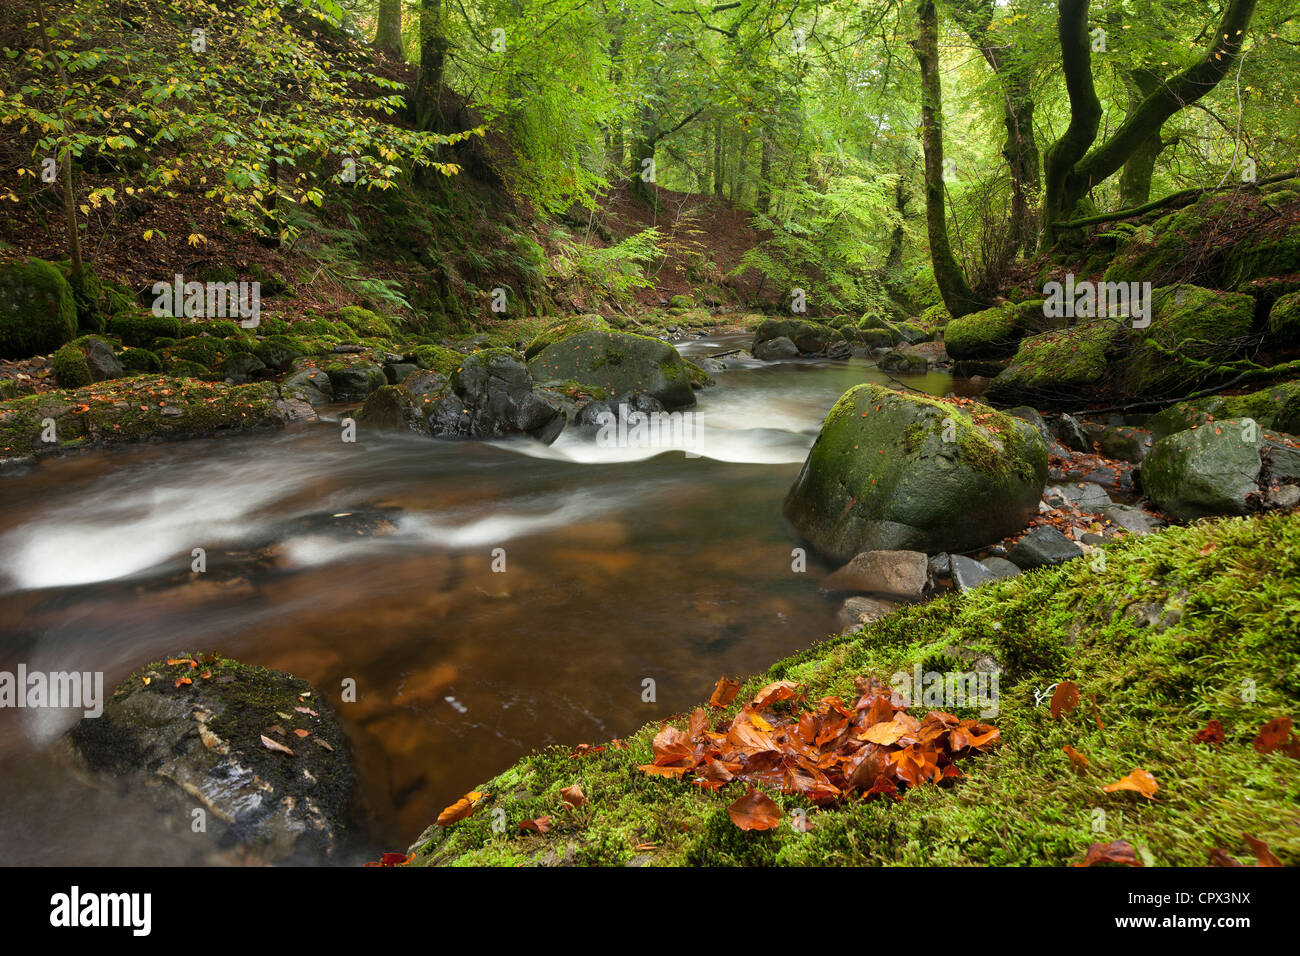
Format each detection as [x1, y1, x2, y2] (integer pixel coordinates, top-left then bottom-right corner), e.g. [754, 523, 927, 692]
[119, 347, 163, 373]
[107, 310, 182, 347]
[0, 258, 78, 358]
[1120, 285, 1253, 397]
[1140, 419, 1263, 520]
[783, 385, 1049, 560]
[337, 306, 396, 338]
[252, 335, 303, 372]
[523, 314, 611, 360]
[1224, 220, 1300, 289]
[52, 335, 124, 387]
[984, 320, 1126, 407]
[67, 655, 352, 864]
[51, 342, 93, 388]
[528, 330, 696, 410]
[1268, 291, 1300, 344]
[1147, 380, 1300, 441]
[944, 300, 1047, 361]
[409, 344, 464, 376]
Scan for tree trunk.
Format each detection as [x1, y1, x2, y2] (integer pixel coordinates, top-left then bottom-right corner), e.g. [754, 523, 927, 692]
[949, 0, 1040, 253]
[713, 118, 724, 197]
[374, 0, 404, 58]
[1118, 69, 1166, 208]
[414, 0, 446, 133]
[1042, 0, 1257, 246]
[757, 127, 773, 215]
[885, 176, 908, 272]
[913, 0, 983, 318]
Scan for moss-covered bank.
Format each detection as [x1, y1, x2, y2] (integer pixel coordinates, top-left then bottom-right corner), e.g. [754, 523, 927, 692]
[409, 511, 1299, 867]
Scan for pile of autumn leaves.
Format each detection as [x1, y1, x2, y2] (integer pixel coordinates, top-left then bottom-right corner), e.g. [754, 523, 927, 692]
[637, 676, 999, 831]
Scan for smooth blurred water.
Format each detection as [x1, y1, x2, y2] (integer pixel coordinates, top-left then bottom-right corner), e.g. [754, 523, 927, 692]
[0, 333, 969, 864]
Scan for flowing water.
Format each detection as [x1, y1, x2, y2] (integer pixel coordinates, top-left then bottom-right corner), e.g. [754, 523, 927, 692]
[0, 333, 975, 865]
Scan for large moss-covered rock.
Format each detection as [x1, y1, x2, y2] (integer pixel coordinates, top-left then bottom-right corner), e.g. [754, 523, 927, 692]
[428, 347, 567, 443]
[528, 330, 696, 409]
[107, 310, 182, 347]
[1140, 419, 1262, 520]
[783, 385, 1048, 560]
[984, 320, 1125, 407]
[52, 335, 125, 387]
[524, 314, 611, 360]
[0, 258, 78, 358]
[944, 300, 1046, 361]
[67, 656, 352, 864]
[1148, 381, 1300, 440]
[1268, 291, 1300, 344]
[1121, 285, 1253, 397]
[752, 319, 850, 359]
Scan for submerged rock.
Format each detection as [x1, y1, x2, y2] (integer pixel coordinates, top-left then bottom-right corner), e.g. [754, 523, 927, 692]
[66, 656, 353, 864]
[820, 550, 932, 600]
[783, 385, 1048, 560]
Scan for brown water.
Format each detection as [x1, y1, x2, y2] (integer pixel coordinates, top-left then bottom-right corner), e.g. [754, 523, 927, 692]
[0, 335, 972, 865]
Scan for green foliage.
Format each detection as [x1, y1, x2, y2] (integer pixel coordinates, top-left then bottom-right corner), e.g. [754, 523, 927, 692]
[549, 227, 663, 305]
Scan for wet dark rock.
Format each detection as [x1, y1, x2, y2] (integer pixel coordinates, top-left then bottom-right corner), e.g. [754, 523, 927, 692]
[325, 362, 386, 401]
[354, 385, 430, 436]
[427, 348, 566, 444]
[66, 657, 353, 864]
[981, 556, 1022, 579]
[383, 362, 419, 385]
[1008, 526, 1084, 569]
[927, 552, 951, 578]
[950, 554, 997, 592]
[1055, 413, 1092, 452]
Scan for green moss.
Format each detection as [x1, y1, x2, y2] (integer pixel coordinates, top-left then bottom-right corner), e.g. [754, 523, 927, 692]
[338, 306, 397, 338]
[107, 311, 181, 347]
[1121, 285, 1254, 397]
[413, 512, 1300, 868]
[985, 320, 1125, 407]
[118, 347, 163, 373]
[524, 315, 611, 359]
[51, 342, 92, 388]
[944, 304, 1019, 360]
[0, 257, 78, 358]
[410, 344, 464, 376]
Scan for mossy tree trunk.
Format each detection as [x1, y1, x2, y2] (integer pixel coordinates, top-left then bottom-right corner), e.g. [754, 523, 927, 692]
[949, 0, 1040, 254]
[1118, 69, 1172, 209]
[414, 0, 446, 134]
[912, 0, 985, 319]
[374, 0, 404, 58]
[1041, 0, 1257, 248]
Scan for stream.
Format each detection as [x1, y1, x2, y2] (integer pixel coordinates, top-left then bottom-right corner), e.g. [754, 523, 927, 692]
[0, 333, 978, 865]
